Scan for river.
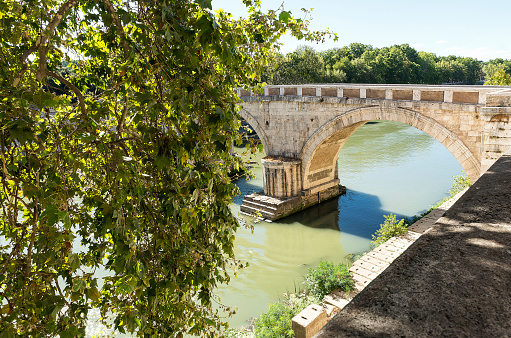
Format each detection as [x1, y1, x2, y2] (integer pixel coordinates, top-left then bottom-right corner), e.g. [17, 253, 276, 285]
[218, 120, 463, 328]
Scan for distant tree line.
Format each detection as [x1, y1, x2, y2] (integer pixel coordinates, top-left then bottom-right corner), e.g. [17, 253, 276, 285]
[261, 43, 511, 86]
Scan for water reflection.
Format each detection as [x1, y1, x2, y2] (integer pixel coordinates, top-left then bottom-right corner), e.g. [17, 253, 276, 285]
[279, 197, 340, 230]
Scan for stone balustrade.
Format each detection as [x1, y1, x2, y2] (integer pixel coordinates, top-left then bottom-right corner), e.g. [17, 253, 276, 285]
[237, 84, 511, 106]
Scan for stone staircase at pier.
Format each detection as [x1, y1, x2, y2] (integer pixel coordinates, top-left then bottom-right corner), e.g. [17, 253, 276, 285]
[239, 193, 284, 221]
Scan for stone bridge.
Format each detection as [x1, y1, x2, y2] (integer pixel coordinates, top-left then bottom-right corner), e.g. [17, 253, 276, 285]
[238, 84, 511, 220]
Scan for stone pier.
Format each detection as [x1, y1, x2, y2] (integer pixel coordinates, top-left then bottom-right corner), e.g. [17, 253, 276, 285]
[240, 156, 344, 221]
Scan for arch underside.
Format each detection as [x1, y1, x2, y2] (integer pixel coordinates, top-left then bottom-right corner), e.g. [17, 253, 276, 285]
[301, 106, 481, 189]
[239, 108, 271, 154]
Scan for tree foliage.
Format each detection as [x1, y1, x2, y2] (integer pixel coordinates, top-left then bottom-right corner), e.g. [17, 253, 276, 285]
[265, 43, 484, 85]
[483, 58, 511, 80]
[484, 68, 511, 86]
[0, 0, 334, 336]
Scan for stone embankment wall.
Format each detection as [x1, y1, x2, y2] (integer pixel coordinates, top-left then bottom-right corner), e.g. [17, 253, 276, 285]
[315, 149, 511, 337]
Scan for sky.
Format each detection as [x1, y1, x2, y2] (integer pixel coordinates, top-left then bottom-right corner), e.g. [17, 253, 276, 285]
[212, 0, 511, 61]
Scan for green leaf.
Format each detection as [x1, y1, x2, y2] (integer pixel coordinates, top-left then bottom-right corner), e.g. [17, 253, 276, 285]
[87, 287, 101, 302]
[0, 327, 16, 338]
[197, 0, 212, 10]
[68, 253, 81, 271]
[279, 11, 291, 23]
[59, 211, 72, 230]
[72, 278, 87, 293]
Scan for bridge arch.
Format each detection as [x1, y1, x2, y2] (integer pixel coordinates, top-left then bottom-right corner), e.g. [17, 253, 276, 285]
[300, 106, 481, 189]
[239, 108, 271, 154]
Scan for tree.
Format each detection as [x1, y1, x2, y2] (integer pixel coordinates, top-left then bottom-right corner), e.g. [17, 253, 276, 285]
[0, 0, 334, 336]
[347, 42, 373, 60]
[268, 46, 328, 85]
[484, 68, 511, 85]
[458, 57, 482, 85]
[483, 58, 511, 79]
[417, 51, 440, 84]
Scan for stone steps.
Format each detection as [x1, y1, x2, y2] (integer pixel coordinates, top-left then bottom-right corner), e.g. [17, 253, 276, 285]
[243, 193, 288, 206]
[240, 193, 284, 220]
[239, 204, 275, 219]
[240, 199, 278, 213]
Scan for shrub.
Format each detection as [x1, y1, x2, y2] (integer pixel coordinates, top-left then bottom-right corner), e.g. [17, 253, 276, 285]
[345, 251, 368, 264]
[371, 213, 408, 247]
[304, 261, 354, 300]
[254, 303, 295, 338]
[253, 292, 318, 338]
[224, 328, 254, 338]
[448, 172, 472, 197]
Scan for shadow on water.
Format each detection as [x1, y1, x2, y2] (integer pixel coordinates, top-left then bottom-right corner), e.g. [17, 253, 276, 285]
[277, 188, 408, 239]
[231, 173, 263, 205]
[277, 196, 341, 230]
[337, 189, 408, 239]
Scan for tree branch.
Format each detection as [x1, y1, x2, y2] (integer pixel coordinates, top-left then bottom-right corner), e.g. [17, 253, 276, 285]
[14, 0, 79, 86]
[117, 95, 129, 133]
[103, 0, 130, 58]
[46, 70, 87, 116]
[103, 0, 132, 133]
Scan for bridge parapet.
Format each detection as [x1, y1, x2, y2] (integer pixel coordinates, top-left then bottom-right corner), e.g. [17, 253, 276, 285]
[238, 84, 511, 106]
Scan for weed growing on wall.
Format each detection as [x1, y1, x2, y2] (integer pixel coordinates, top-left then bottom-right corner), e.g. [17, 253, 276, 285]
[304, 261, 354, 300]
[449, 172, 472, 197]
[371, 213, 408, 247]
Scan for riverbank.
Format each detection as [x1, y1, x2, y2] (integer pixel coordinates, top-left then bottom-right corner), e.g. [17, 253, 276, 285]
[316, 150, 511, 337]
[225, 184, 470, 338]
[290, 185, 469, 337]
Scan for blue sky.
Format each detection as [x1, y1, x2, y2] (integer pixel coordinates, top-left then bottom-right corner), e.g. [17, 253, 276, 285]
[212, 0, 511, 61]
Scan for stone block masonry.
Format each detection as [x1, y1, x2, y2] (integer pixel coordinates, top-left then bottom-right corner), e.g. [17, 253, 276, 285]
[292, 304, 327, 338]
[240, 183, 345, 221]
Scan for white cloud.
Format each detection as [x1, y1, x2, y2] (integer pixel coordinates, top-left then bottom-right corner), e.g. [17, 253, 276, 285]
[436, 40, 447, 44]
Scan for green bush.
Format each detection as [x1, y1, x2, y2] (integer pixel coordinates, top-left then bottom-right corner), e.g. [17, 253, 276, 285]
[254, 302, 295, 338]
[449, 172, 472, 197]
[253, 292, 318, 338]
[224, 328, 253, 338]
[371, 213, 408, 247]
[304, 261, 354, 300]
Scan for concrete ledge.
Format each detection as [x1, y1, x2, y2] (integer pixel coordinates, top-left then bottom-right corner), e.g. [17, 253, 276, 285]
[292, 304, 327, 338]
